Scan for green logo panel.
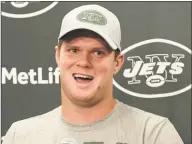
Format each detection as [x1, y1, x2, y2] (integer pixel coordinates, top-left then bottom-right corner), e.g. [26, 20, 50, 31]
[77, 10, 107, 25]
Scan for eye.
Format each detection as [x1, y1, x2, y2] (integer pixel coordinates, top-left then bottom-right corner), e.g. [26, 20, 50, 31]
[94, 50, 105, 56]
[68, 48, 79, 53]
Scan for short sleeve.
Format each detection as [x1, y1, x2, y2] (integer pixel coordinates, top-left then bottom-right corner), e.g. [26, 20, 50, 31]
[144, 118, 184, 144]
[155, 119, 184, 144]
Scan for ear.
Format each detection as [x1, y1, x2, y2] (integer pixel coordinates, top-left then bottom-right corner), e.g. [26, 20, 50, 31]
[55, 45, 60, 66]
[113, 54, 124, 75]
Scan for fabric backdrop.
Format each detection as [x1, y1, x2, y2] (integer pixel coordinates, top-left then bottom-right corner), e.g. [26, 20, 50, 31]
[1, 2, 191, 144]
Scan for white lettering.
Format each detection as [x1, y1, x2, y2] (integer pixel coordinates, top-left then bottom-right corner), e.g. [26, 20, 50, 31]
[38, 68, 48, 84]
[1, 67, 60, 84]
[48, 67, 53, 84]
[126, 56, 143, 84]
[2, 68, 17, 84]
[169, 62, 184, 75]
[123, 61, 143, 78]
[18, 72, 28, 84]
[28, 69, 37, 84]
[139, 63, 155, 75]
[54, 67, 60, 83]
[156, 62, 171, 74]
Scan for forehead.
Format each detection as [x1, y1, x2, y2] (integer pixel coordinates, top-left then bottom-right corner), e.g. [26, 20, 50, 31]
[64, 37, 107, 49]
[59, 29, 112, 50]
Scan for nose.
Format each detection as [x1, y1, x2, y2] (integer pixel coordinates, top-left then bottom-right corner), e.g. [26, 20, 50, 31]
[76, 52, 92, 69]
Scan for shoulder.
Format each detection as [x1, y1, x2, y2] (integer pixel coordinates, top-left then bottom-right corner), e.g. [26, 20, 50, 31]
[115, 100, 170, 133]
[2, 106, 61, 144]
[115, 100, 183, 143]
[116, 100, 167, 123]
[10, 106, 61, 133]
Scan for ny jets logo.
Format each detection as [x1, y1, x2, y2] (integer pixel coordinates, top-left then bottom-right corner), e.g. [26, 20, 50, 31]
[77, 10, 107, 25]
[1, 2, 58, 18]
[123, 54, 184, 87]
[10, 2, 29, 8]
[113, 38, 191, 98]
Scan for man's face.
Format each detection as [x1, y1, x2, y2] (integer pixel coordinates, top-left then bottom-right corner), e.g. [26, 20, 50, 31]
[55, 35, 124, 107]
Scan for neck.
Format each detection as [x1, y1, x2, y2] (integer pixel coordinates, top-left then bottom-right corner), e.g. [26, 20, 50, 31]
[61, 93, 117, 125]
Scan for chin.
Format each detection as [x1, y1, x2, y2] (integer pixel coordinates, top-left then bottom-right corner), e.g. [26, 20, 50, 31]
[69, 92, 101, 107]
[71, 93, 94, 101]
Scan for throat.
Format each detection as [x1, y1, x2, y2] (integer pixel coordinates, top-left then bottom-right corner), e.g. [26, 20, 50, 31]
[61, 98, 117, 125]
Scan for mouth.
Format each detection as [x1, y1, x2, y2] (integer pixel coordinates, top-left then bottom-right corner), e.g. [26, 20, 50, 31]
[72, 73, 94, 84]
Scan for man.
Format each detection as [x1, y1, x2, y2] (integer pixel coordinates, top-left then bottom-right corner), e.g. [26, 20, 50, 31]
[3, 4, 184, 144]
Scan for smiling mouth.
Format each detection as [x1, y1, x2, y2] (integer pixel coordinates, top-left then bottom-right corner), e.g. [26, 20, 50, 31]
[72, 73, 94, 83]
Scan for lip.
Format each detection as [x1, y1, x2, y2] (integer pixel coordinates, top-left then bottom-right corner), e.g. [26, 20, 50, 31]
[72, 73, 94, 79]
[72, 73, 95, 88]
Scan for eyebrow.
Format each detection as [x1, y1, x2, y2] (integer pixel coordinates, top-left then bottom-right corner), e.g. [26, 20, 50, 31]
[64, 45, 79, 49]
[91, 47, 109, 51]
[64, 45, 108, 51]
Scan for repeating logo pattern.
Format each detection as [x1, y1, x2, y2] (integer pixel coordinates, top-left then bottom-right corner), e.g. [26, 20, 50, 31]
[1, 2, 59, 18]
[113, 38, 191, 98]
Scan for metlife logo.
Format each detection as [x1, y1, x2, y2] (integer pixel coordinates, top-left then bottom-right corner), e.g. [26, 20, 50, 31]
[1, 67, 60, 85]
[1, 2, 58, 18]
[113, 39, 191, 98]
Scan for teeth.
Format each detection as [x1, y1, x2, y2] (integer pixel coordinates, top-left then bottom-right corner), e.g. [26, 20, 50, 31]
[73, 74, 93, 80]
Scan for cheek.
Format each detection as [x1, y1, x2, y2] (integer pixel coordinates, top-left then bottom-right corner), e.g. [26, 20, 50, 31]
[95, 61, 115, 77]
[59, 54, 76, 69]
[58, 57, 76, 79]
